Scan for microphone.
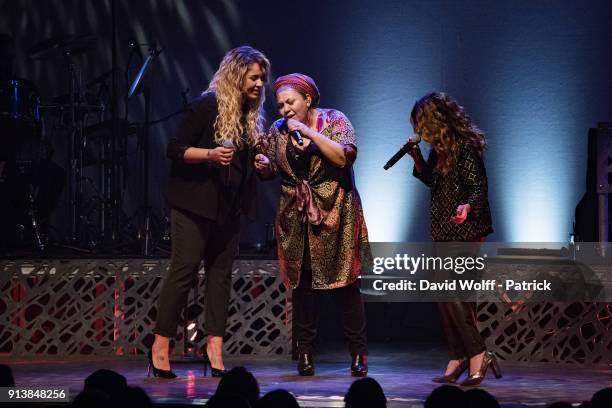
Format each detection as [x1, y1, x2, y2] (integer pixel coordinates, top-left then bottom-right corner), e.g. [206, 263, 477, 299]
[383, 135, 421, 170]
[222, 139, 234, 186]
[292, 129, 304, 146]
[282, 118, 303, 146]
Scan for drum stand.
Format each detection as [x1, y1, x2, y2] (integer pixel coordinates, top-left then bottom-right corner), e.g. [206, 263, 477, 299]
[26, 185, 45, 251]
[65, 51, 82, 245]
[128, 45, 162, 256]
[63, 51, 98, 251]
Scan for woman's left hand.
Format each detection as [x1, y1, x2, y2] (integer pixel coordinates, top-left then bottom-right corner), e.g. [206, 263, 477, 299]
[254, 153, 271, 172]
[450, 203, 471, 225]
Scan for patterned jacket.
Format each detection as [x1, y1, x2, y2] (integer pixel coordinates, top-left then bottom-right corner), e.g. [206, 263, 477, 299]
[413, 141, 493, 241]
[263, 109, 372, 289]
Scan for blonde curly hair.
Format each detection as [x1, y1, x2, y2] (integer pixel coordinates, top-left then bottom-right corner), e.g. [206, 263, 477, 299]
[206, 46, 270, 148]
[410, 92, 486, 176]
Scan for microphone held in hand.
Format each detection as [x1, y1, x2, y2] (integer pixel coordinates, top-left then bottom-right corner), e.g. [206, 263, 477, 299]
[383, 135, 422, 170]
[293, 129, 304, 146]
[222, 139, 234, 186]
[282, 118, 303, 146]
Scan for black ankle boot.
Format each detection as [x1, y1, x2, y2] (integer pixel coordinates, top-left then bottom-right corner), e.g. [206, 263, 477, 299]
[297, 353, 315, 376]
[351, 354, 368, 377]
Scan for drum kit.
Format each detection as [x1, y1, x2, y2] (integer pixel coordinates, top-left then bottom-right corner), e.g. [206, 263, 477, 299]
[0, 34, 169, 254]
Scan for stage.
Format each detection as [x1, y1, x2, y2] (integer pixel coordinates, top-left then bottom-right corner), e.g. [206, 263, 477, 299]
[1, 257, 610, 406]
[4, 343, 610, 407]
[2, 1, 612, 407]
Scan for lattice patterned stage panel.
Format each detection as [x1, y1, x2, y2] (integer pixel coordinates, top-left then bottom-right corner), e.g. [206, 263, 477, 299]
[478, 302, 610, 365]
[0, 259, 609, 365]
[0, 259, 291, 357]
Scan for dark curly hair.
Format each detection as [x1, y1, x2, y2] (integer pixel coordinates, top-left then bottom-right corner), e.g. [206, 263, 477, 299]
[410, 92, 486, 176]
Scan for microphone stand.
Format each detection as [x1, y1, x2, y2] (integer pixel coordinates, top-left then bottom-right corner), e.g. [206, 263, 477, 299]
[127, 45, 161, 256]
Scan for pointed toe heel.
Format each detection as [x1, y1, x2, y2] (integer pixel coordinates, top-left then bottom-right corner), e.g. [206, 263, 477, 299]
[432, 358, 468, 383]
[147, 350, 177, 379]
[204, 347, 228, 377]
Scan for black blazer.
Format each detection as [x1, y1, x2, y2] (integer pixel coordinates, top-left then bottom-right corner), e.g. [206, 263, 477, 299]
[166, 92, 257, 223]
[413, 141, 493, 241]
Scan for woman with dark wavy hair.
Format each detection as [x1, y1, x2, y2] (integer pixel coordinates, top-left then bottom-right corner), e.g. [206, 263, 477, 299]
[149, 45, 270, 379]
[406, 92, 501, 387]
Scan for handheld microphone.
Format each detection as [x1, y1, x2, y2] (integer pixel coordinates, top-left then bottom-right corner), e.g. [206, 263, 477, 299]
[222, 139, 234, 186]
[282, 118, 303, 146]
[292, 129, 304, 146]
[383, 135, 421, 170]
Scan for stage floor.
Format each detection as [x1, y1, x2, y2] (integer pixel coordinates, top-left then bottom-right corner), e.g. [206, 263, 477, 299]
[3, 344, 610, 407]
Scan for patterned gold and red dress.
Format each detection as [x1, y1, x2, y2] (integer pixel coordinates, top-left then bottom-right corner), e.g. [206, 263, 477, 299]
[263, 108, 372, 290]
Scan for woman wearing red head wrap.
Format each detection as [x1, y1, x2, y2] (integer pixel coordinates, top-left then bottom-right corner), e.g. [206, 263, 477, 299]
[255, 73, 371, 377]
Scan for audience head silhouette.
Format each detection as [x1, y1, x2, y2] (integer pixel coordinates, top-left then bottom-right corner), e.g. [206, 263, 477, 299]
[72, 389, 110, 408]
[120, 386, 152, 407]
[257, 389, 299, 408]
[216, 366, 260, 407]
[344, 377, 387, 408]
[546, 402, 572, 408]
[591, 387, 612, 408]
[0, 364, 15, 387]
[465, 388, 500, 408]
[205, 392, 251, 408]
[83, 369, 128, 403]
[425, 385, 468, 408]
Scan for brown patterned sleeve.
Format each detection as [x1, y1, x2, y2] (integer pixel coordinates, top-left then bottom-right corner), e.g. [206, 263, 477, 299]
[329, 110, 357, 166]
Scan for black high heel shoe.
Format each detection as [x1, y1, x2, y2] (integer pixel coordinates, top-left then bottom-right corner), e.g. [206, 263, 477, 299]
[351, 354, 368, 377]
[460, 351, 502, 387]
[432, 358, 468, 383]
[147, 350, 177, 379]
[204, 347, 227, 377]
[297, 352, 315, 376]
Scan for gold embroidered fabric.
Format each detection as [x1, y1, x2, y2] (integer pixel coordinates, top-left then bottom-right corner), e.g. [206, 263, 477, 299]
[264, 109, 372, 289]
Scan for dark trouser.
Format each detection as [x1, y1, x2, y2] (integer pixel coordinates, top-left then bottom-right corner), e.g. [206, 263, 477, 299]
[438, 302, 486, 359]
[292, 268, 368, 356]
[153, 208, 240, 338]
[434, 239, 487, 359]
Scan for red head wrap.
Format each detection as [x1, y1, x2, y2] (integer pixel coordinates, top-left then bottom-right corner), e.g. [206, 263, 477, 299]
[273, 73, 320, 107]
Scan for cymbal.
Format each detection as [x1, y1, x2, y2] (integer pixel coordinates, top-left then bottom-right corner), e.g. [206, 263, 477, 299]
[28, 34, 97, 60]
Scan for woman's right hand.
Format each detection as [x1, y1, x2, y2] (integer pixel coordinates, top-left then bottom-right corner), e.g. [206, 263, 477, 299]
[208, 146, 234, 166]
[405, 137, 421, 159]
[405, 136, 426, 174]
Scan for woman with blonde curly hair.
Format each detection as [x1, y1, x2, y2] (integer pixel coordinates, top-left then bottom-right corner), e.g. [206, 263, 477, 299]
[149, 45, 270, 378]
[406, 92, 500, 387]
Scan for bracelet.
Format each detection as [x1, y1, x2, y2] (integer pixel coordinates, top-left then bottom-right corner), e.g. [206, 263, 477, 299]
[207, 149, 211, 158]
